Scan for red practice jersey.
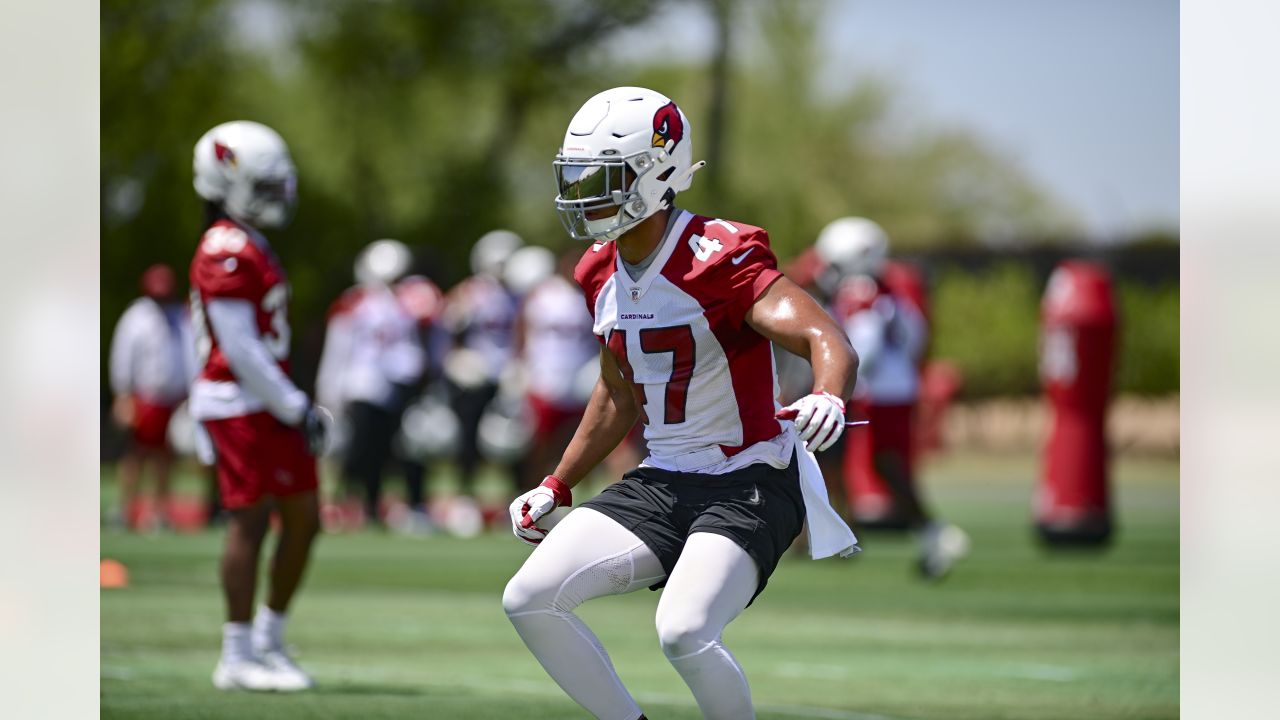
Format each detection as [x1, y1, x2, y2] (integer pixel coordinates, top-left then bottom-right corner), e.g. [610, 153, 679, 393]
[189, 218, 294, 390]
[575, 211, 787, 474]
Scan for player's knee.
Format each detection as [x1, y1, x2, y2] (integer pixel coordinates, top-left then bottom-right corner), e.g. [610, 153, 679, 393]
[656, 613, 714, 659]
[502, 571, 549, 617]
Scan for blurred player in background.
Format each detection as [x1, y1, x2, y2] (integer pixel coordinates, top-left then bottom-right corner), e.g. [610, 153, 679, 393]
[108, 263, 191, 531]
[439, 230, 522, 527]
[387, 272, 448, 533]
[778, 245, 855, 529]
[503, 87, 860, 720]
[509, 247, 598, 489]
[316, 239, 428, 529]
[816, 216, 969, 579]
[188, 121, 330, 691]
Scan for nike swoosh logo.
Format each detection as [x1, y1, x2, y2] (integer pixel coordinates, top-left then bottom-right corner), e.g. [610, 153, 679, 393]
[731, 247, 756, 265]
[747, 486, 761, 504]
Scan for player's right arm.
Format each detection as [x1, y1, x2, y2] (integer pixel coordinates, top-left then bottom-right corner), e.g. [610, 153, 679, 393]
[509, 343, 638, 544]
[550, 343, 640, 488]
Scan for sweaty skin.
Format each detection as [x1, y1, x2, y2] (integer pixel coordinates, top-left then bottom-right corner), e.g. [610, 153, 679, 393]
[549, 209, 859, 489]
[745, 276, 858, 404]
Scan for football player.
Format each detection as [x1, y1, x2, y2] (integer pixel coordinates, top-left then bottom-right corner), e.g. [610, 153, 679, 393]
[188, 121, 330, 691]
[315, 239, 427, 527]
[503, 87, 860, 720]
[510, 248, 599, 489]
[817, 217, 969, 578]
[107, 264, 190, 530]
[438, 230, 523, 527]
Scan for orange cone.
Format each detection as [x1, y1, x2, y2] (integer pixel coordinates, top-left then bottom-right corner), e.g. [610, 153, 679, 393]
[100, 558, 129, 589]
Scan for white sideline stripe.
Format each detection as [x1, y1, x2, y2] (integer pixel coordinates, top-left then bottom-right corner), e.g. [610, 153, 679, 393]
[312, 663, 904, 720]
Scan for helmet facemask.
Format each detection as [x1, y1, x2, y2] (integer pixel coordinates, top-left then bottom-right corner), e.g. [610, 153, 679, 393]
[227, 167, 297, 229]
[553, 149, 659, 241]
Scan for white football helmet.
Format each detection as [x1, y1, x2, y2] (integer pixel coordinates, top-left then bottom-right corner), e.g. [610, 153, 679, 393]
[502, 245, 556, 296]
[193, 121, 297, 229]
[554, 86, 706, 241]
[355, 239, 412, 286]
[471, 229, 524, 277]
[815, 217, 890, 278]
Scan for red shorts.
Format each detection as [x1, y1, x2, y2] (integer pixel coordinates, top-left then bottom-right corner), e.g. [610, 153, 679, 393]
[203, 411, 318, 510]
[868, 403, 914, 470]
[527, 394, 584, 442]
[132, 397, 175, 449]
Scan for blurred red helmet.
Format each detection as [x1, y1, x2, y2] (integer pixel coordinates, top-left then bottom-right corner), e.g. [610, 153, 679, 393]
[141, 264, 176, 300]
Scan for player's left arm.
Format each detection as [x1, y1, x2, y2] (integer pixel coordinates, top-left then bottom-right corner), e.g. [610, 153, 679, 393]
[746, 276, 860, 450]
[747, 276, 858, 401]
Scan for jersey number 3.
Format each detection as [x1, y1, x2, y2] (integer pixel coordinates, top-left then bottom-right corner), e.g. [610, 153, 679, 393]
[190, 284, 291, 366]
[608, 325, 695, 426]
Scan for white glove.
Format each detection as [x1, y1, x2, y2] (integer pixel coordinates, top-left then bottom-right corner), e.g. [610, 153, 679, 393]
[781, 391, 846, 452]
[509, 475, 574, 546]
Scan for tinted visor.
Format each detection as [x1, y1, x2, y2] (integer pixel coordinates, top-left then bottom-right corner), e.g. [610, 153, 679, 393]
[555, 159, 640, 203]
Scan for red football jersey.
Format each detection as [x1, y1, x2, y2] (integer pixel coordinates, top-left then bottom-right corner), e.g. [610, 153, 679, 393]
[189, 218, 294, 384]
[574, 211, 786, 474]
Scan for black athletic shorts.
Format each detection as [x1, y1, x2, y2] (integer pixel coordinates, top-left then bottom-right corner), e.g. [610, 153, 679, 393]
[581, 453, 806, 604]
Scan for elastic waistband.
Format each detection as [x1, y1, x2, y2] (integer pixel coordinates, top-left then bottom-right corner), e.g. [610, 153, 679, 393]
[632, 457, 795, 488]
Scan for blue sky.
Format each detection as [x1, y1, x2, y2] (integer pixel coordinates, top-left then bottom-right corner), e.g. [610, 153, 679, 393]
[611, 0, 1179, 240]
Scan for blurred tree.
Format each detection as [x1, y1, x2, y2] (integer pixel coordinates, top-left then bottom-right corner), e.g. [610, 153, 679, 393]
[101, 0, 666, 388]
[930, 264, 1042, 397]
[528, 0, 1072, 259]
[1116, 283, 1179, 395]
[101, 0, 250, 347]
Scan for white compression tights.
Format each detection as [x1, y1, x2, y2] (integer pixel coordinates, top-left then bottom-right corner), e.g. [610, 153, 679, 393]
[502, 507, 760, 720]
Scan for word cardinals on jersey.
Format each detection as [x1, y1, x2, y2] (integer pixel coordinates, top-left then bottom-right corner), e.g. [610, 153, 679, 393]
[188, 218, 294, 416]
[575, 211, 785, 473]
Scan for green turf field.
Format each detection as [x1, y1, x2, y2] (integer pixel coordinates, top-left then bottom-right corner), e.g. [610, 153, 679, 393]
[101, 451, 1178, 719]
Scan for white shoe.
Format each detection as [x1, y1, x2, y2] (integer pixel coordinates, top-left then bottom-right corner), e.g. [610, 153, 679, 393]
[917, 522, 971, 580]
[258, 648, 314, 691]
[212, 658, 280, 691]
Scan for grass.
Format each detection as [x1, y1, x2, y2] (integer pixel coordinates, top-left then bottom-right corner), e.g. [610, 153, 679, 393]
[101, 450, 1178, 719]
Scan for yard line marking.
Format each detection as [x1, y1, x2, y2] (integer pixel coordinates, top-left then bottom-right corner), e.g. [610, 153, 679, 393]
[100, 666, 135, 681]
[775, 662, 853, 680]
[1004, 663, 1081, 682]
[753, 702, 897, 720]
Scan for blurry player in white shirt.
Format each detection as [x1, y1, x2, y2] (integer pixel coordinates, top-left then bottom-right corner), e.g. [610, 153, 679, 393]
[108, 263, 191, 530]
[817, 217, 969, 579]
[440, 231, 522, 515]
[502, 87, 860, 720]
[188, 121, 330, 692]
[316, 240, 427, 526]
[510, 248, 599, 489]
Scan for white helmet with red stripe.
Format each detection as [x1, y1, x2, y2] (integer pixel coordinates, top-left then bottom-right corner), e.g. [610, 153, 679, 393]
[554, 87, 706, 241]
[193, 120, 297, 229]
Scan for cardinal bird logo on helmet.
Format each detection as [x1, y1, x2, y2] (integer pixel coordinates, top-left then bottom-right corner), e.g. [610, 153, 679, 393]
[651, 102, 684, 152]
[214, 141, 237, 167]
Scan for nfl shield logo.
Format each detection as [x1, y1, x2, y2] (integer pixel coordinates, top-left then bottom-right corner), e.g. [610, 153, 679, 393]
[630, 287, 641, 303]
